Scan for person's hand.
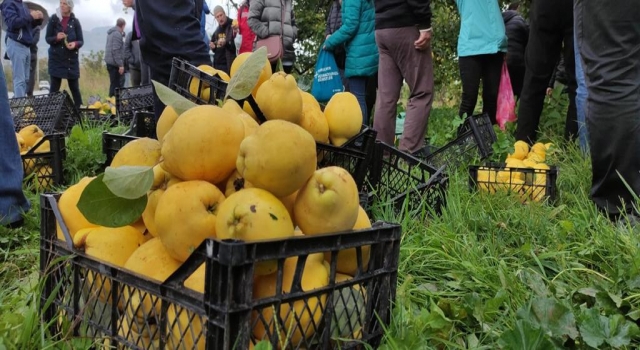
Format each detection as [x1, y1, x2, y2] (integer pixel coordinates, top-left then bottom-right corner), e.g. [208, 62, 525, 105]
[546, 87, 553, 96]
[209, 41, 216, 49]
[66, 41, 76, 50]
[118, 66, 124, 75]
[414, 30, 432, 50]
[30, 10, 42, 20]
[217, 38, 225, 47]
[56, 32, 66, 41]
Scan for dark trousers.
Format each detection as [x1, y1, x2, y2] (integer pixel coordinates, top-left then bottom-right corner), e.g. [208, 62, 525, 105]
[270, 62, 293, 74]
[50, 76, 83, 109]
[508, 64, 525, 100]
[107, 64, 124, 97]
[575, 0, 640, 217]
[129, 68, 141, 87]
[458, 53, 504, 124]
[26, 55, 37, 96]
[365, 73, 378, 124]
[516, 0, 576, 143]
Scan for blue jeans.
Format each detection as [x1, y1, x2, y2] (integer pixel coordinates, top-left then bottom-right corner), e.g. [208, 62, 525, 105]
[6, 38, 30, 98]
[0, 63, 30, 225]
[574, 32, 589, 154]
[348, 76, 369, 125]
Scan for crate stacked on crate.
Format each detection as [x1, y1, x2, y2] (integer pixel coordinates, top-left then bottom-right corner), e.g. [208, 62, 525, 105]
[20, 133, 66, 190]
[418, 113, 496, 171]
[115, 84, 155, 127]
[11, 91, 82, 135]
[168, 58, 229, 106]
[468, 141, 559, 203]
[40, 172, 401, 349]
[366, 141, 449, 217]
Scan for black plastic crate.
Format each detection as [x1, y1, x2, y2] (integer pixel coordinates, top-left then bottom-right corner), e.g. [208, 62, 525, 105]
[102, 132, 374, 190]
[102, 132, 139, 167]
[115, 84, 155, 126]
[420, 113, 496, 171]
[168, 58, 228, 106]
[40, 193, 401, 349]
[128, 111, 157, 138]
[11, 91, 82, 135]
[21, 133, 66, 190]
[367, 141, 449, 217]
[468, 163, 559, 203]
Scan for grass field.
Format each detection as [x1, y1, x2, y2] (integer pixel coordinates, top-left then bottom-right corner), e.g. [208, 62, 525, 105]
[0, 87, 638, 349]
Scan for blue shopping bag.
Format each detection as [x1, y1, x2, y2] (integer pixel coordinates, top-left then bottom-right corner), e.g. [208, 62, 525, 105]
[311, 49, 344, 103]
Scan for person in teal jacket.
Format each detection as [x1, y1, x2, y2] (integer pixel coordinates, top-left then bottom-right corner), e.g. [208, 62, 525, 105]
[455, 0, 507, 125]
[323, 0, 378, 125]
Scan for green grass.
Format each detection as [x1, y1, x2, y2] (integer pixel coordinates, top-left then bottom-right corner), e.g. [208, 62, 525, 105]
[1, 92, 639, 349]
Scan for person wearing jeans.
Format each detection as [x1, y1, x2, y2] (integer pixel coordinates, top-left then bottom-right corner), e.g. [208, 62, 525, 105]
[573, 32, 588, 154]
[574, 0, 640, 221]
[323, 0, 378, 125]
[515, 0, 576, 144]
[0, 62, 30, 227]
[1, 0, 43, 98]
[455, 0, 507, 125]
[373, 0, 433, 154]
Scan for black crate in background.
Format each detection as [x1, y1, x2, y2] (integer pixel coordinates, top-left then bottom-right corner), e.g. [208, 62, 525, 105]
[468, 163, 559, 203]
[21, 133, 66, 189]
[102, 132, 139, 168]
[167, 58, 228, 106]
[11, 91, 82, 135]
[368, 141, 449, 217]
[40, 193, 402, 349]
[421, 113, 496, 171]
[115, 84, 155, 126]
[128, 111, 157, 138]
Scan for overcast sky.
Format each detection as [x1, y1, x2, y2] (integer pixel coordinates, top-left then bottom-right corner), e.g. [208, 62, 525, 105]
[35, 0, 234, 33]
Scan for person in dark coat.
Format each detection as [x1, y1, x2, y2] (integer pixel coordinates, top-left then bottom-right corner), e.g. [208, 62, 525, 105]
[104, 18, 126, 98]
[45, 0, 83, 108]
[209, 6, 236, 74]
[502, 2, 528, 99]
[134, 0, 211, 123]
[26, 27, 40, 96]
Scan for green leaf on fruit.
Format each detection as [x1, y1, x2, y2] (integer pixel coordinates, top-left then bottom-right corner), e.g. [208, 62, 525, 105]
[103, 166, 154, 199]
[77, 174, 148, 228]
[331, 284, 366, 338]
[254, 341, 273, 350]
[516, 297, 579, 339]
[225, 46, 268, 100]
[579, 307, 640, 348]
[151, 80, 197, 115]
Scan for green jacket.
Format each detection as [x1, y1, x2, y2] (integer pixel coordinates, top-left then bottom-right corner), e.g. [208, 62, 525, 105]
[455, 0, 507, 57]
[324, 0, 378, 77]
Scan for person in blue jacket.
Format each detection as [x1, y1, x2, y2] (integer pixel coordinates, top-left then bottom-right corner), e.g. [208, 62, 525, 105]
[1, 0, 43, 98]
[323, 0, 378, 125]
[46, 0, 84, 108]
[455, 0, 507, 125]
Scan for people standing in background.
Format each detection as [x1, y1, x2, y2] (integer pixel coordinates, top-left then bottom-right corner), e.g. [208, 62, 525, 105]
[502, 1, 528, 100]
[134, 0, 211, 122]
[104, 18, 126, 97]
[45, 0, 83, 108]
[1, 0, 43, 98]
[515, 0, 576, 144]
[122, 0, 150, 85]
[26, 27, 40, 96]
[124, 30, 143, 87]
[209, 6, 236, 74]
[323, 0, 378, 126]
[325, 0, 348, 91]
[248, 0, 297, 74]
[574, 0, 640, 222]
[454, 0, 507, 125]
[372, 0, 433, 155]
[237, 0, 256, 54]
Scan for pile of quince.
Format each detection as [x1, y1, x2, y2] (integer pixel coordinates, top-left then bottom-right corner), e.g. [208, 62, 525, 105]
[16, 124, 54, 190]
[476, 140, 554, 202]
[85, 96, 116, 116]
[55, 54, 371, 348]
